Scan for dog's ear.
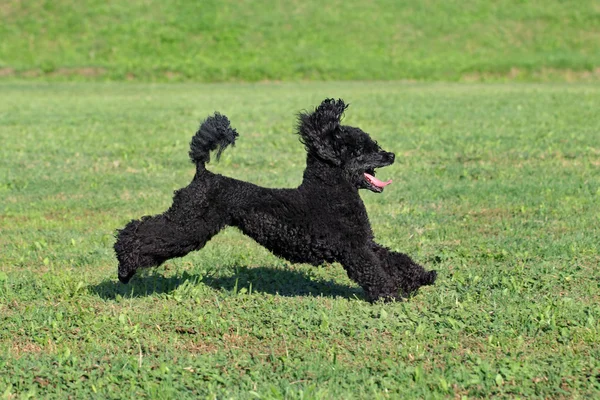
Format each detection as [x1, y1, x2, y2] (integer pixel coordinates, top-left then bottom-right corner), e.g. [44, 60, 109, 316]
[297, 99, 348, 165]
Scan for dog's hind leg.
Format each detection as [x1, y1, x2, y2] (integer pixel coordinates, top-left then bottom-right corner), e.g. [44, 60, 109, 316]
[114, 187, 228, 283]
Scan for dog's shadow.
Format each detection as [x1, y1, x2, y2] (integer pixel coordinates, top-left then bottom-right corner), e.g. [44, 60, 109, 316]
[89, 265, 364, 301]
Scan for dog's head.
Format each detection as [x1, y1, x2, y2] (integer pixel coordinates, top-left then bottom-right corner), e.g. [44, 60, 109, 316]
[297, 98, 395, 192]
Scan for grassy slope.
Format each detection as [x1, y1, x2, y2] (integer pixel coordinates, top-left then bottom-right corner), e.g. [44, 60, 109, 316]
[1, 0, 599, 81]
[1, 82, 599, 398]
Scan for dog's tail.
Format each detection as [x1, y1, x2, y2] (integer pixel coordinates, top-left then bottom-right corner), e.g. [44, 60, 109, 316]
[189, 113, 238, 169]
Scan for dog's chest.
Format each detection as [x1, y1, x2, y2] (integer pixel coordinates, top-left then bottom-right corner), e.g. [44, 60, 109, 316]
[233, 190, 373, 264]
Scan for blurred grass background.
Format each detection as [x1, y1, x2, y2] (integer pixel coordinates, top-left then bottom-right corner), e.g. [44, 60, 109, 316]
[1, 0, 599, 82]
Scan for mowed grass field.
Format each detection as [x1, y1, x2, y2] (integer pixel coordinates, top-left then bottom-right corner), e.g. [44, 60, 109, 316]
[1, 82, 599, 398]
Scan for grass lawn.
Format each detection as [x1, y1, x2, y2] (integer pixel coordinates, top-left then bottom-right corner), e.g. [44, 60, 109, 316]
[1, 0, 599, 81]
[0, 81, 599, 398]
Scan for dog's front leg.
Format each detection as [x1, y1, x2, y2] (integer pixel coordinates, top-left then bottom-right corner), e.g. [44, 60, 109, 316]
[337, 246, 401, 302]
[369, 242, 437, 297]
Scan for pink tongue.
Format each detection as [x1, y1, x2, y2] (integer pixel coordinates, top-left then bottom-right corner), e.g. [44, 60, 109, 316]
[364, 173, 392, 188]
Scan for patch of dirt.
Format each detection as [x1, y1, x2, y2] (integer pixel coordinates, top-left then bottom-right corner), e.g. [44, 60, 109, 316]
[461, 67, 600, 82]
[49, 67, 106, 77]
[21, 69, 41, 78]
[164, 71, 183, 80]
[0, 0, 21, 18]
[0, 67, 15, 76]
[0, 67, 107, 78]
[175, 339, 219, 354]
[11, 341, 44, 357]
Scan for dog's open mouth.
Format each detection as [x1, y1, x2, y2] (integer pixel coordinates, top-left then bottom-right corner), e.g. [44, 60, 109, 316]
[364, 172, 392, 193]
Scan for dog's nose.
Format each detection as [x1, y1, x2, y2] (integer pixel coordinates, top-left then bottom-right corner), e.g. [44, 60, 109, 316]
[386, 152, 395, 163]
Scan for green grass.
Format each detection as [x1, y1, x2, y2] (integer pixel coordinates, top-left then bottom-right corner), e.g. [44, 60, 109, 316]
[1, 81, 599, 398]
[1, 0, 599, 82]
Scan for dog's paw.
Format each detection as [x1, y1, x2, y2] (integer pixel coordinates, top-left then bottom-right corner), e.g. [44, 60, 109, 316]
[118, 268, 136, 284]
[423, 270, 437, 285]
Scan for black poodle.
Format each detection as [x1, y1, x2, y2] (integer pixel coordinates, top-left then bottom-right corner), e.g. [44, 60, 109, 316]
[114, 99, 436, 302]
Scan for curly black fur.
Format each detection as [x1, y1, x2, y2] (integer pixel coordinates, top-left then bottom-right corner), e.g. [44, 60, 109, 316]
[189, 112, 238, 167]
[114, 99, 436, 302]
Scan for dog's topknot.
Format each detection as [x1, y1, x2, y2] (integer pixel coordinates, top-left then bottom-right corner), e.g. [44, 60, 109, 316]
[297, 98, 349, 165]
